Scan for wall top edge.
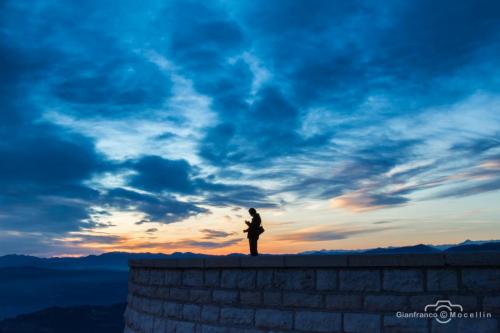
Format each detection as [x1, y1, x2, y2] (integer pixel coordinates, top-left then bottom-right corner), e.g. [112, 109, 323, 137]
[128, 252, 500, 269]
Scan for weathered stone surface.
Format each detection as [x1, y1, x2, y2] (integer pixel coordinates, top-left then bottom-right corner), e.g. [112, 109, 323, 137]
[240, 291, 261, 305]
[135, 269, 150, 284]
[144, 298, 163, 315]
[241, 256, 285, 267]
[149, 269, 165, 285]
[221, 269, 256, 289]
[384, 315, 428, 333]
[212, 290, 238, 304]
[126, 255, 500, 333]
[462, 268, 500, 292]
[170, 288, 190, 302]
[262, 291, 281, 306]
[182, 304, 201, 321]
[283, 292, 322, 308]
[256, 270, 273, 289]
[349, 253, 444, 267]
[184, 269, 204, 287]
[325, 294, 363, 310]
[200, 324, 228, 333]
[190, 289, 211, 303]
[204, 270, 220, 287]
[285, 255, 348, 267]
[295, 310, 341, 332]
[409, 294, 442, 311]
[483, 295, 500, 314]
[344, 313, 380, 333]
[364, 295, 408, 312]
[163, 301, 182, 318]
[174, 320, 196, 333]
[220, 307, 254, 326]
[255, 309, 293, 329]
[427, 269, 458, 291]
[164, 270, 182, 286]
[445, 252, 500, 266]
[316, 269, 337, 291]
[383, 269, 424, 292]
[274, 269, 314, 290]
[201, 305, 219, 323]
[431, 318, 498, 333]
[205, 256, 240, 268]
[339, 270, 380, 291]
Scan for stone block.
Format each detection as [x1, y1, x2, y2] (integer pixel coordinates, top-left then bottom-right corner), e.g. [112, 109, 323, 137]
[190, 289, 211, 303]
[262, 291, 281, 306]
[445, 252, 500, 266]
[163, 301, 182, 318]
[283, 292, 322, 308]
[241, 256, 285, 267]
[384, 315, 428, 333]
[255, 309, 293, 330]
[175, 320, 196, 333]
[164, 270, 182, 286]
[462, 268, 500, 292]
[201, 325, 228, 333]
[316, 269, 338, 290]
[364, 295, 408, 312]
[273, 269, 314, 290]
[349, 254, 444, 267]
[344, 313, 380, 333]
[220, 307, 254, 326]
[212, 290, 238, 304]
[383, 269, 424, 292]
[149, 269, 164, 285]
[221, 269, 256, 289]
[295, 310, 341, 332]
[240, 291, 261, 305]
[204, 270, 220, 287]
[170, 288, 190, 302]
[184, 269, 204, 287]
[431, 318, 498, 333]
[135, 269, 150, 284]
[427, 269, 458, 291]
[256, 270, 273, 289]
[483, 296, 500, 314]
[339, 269, 380, 291]
[183, 304, 201, 321]
[285, 255, 348, 267]
[325, 294, 363, 310]
[201, 305, 219, 323]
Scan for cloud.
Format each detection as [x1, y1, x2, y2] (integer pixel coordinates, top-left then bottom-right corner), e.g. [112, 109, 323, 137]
[276, 226, 393, 242]
[127, 156, 194, 194]
[104, 188, 207, 224]
[200, 229, 236, 239]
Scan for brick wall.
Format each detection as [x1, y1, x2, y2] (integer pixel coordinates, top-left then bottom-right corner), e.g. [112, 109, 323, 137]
[124, 253, 500, 333]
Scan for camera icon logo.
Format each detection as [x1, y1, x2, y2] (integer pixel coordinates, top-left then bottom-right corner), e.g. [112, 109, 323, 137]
[424, 300, 463, 324]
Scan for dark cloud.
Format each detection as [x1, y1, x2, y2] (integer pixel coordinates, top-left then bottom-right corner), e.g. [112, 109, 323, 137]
[200, 229, 236, 240]
[104, 188, 207, 224]
[127, 156, 194, 194]
[276, 226, 394, 242]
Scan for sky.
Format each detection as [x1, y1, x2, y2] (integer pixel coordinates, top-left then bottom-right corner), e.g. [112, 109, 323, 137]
[1, 0, 500, 257]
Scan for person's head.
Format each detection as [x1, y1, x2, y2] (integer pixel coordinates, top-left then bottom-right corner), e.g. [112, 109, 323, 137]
[248, 208, 257, 216]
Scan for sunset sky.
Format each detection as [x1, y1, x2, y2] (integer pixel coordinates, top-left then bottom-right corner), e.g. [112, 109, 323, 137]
[1, 0, 500, 257]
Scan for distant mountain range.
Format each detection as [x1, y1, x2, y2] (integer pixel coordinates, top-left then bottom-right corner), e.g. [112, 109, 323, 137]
[0, 303, 125, 333]
[299, 239, 500, 255]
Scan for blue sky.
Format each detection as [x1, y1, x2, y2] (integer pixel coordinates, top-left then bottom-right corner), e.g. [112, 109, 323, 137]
[1, 0, 500, 256]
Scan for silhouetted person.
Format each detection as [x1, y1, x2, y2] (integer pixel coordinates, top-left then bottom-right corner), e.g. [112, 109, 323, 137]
[243, 208, 263, 256]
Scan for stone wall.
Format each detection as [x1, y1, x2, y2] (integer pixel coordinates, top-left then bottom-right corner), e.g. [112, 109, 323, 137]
[124, 253, 500, 333]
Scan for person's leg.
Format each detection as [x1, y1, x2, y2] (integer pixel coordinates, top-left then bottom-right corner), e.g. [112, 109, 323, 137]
[249, 238, 258, 256]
